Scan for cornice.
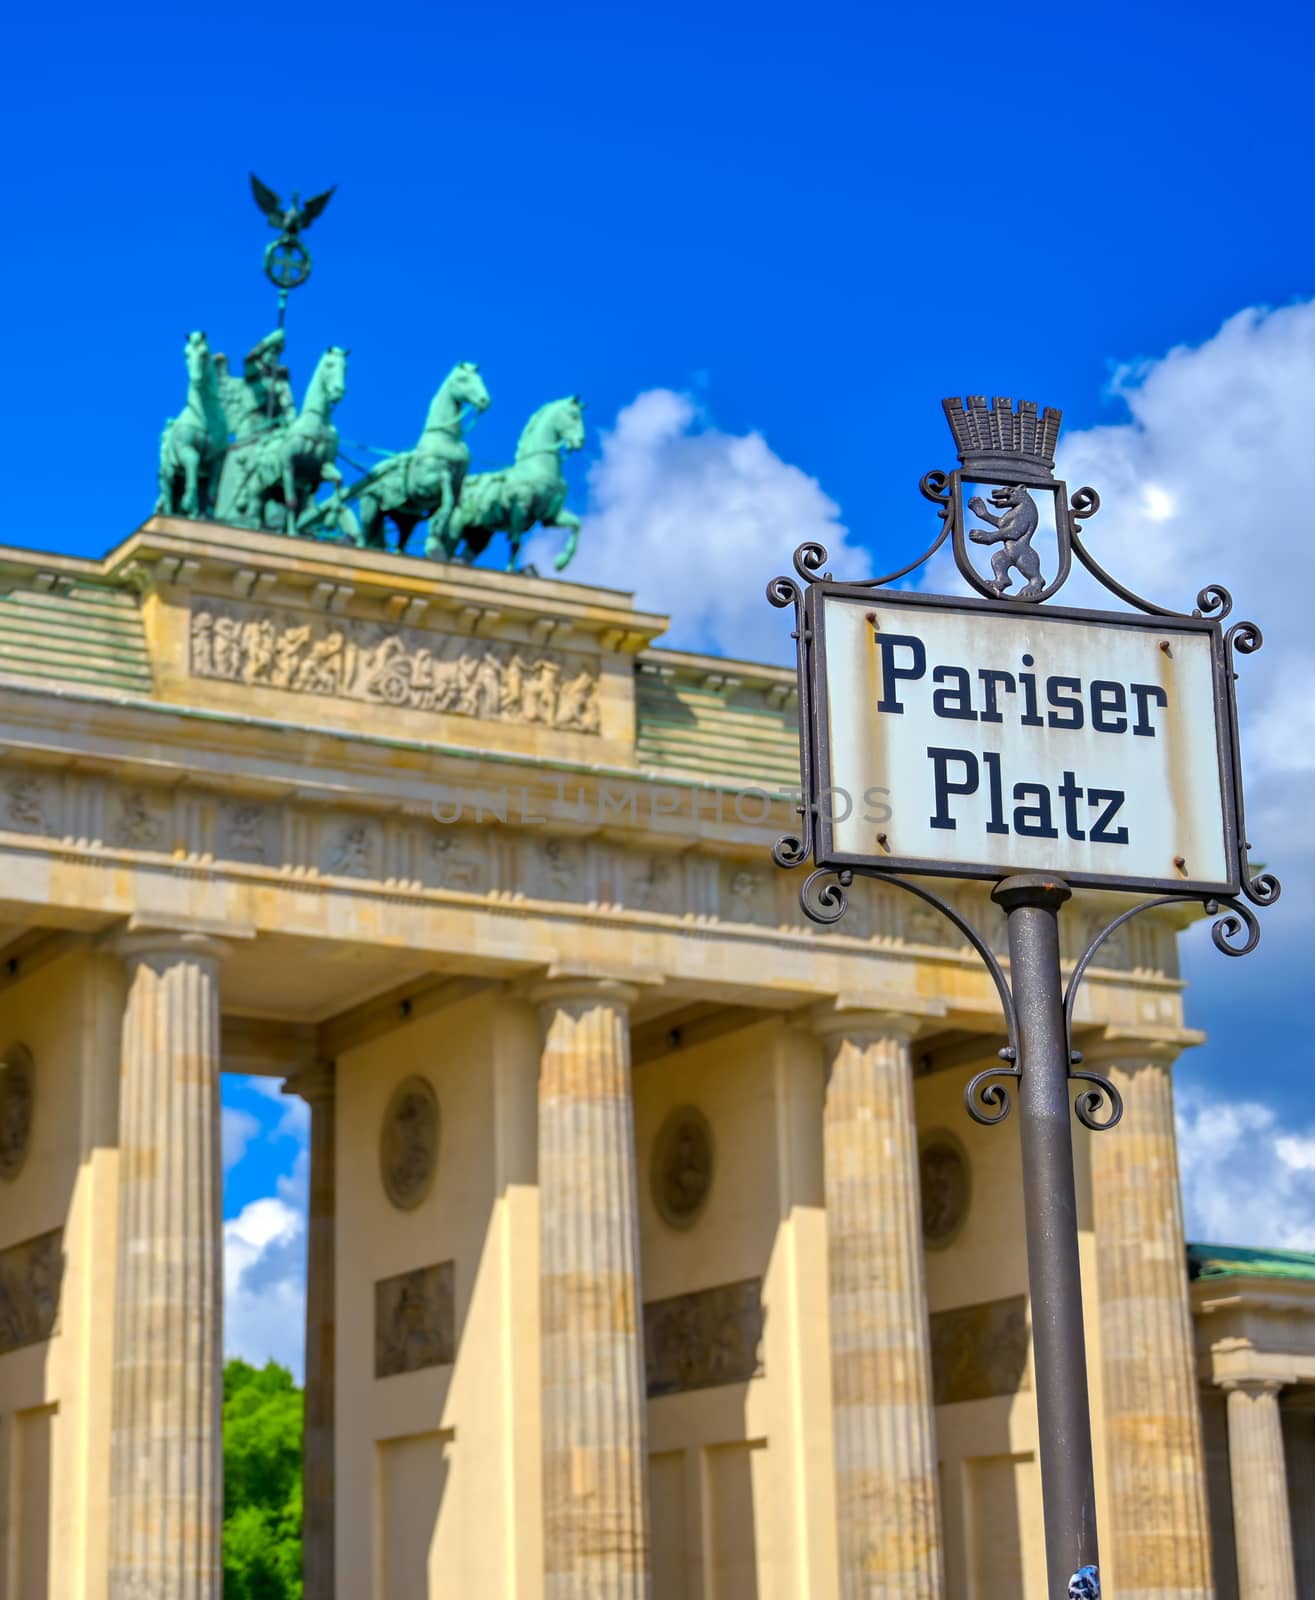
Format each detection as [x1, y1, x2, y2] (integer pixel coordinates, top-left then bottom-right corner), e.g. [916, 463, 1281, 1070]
[101, 518, 670, 652]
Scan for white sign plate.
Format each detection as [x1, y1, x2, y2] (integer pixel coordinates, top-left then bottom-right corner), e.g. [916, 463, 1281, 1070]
[813, 589, 1238, 894]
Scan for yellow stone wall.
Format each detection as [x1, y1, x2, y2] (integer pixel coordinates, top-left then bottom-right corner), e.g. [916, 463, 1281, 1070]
[335, 989, 542, 1598]
[635, 1018, 838, 1598]
[0, 946, 122, 1600]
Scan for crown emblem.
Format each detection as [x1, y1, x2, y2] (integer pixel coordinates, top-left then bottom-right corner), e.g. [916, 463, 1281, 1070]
[942, 395, 1062, 485]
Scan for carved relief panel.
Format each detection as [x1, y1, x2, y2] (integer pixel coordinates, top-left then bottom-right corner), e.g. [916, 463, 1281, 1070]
[650, 1106, 715, 1229]
[190, 601, 601, 733]
[4, 775, 53, 836]
[0, 1228, 63, 1356]
[427, 830, 491, 894]
[524, 836, 589, 903]
[218, 801, 277, 865]
[380, 1076, 440, 1211]
[644, 1278, 765, 1398]
[321, 816, 382, 880]
[919, 1131, 971, 1249]
[0, 1043, 35, 1180]
[929, 1294, 1030, 1406]
[374, 1260, 455, 1379]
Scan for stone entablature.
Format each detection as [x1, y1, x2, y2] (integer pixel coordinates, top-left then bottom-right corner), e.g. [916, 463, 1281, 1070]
[0, 757, 1188, 1011]
[1192, 1268, 1315, 1386]
[0, 519, 1195, 1031]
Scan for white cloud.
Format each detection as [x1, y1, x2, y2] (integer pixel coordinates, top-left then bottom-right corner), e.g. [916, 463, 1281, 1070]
[222, 1106, 259, 1173]
[1177, 1084, 1315, 1251]
[224, 1195, 306, 1380]
[1051, 300, 1315, 1255]
[1053, 299, 1315, 906]
[277, 1144, 310, 1208]
[243, 1073, 310, 1140]
[1276, 1136, 1315, 1174]
[526, 389, 868, 663]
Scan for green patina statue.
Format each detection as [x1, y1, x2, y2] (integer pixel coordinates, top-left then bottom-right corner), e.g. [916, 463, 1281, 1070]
[216, 346, 352, 536]
[156, 332, 230, 518]
[217, 330, 296, 441]
[152, 180, 588, 570]
[213, 329, 296, 523]
[441, 396, 585, 572]
[351, 362, 492, 553]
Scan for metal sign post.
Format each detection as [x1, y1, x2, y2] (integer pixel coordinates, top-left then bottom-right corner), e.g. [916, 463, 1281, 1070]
[768, 395, 1278, 1599]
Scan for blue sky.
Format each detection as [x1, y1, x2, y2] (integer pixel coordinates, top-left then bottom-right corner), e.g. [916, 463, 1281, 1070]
[8, 0, 1315, 1370]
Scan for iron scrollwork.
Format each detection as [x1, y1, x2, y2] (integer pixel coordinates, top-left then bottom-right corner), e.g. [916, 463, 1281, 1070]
[767, 391, 1279, 1135]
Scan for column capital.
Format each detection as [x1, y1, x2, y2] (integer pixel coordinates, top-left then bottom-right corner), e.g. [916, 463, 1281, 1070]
[1221, 1374, 1296, 1397]
[808, 995, 938, 1045]
[524, 966, 655, 1017]
[1075, 1027, 1203, 1070]
[112, 926, 229, 968]
[283, 1060, 336, 1107]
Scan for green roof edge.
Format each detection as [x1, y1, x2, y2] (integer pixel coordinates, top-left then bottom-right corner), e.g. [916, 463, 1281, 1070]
[1187, 1241, 1315, 1282]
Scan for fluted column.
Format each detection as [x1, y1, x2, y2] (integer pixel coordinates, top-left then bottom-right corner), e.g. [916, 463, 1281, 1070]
[285, 1061, 336, 1600]
[1087, 1038, 1215, 1597]
[814, 1006, 943, 1599]
[1224, 1379, 1298, 1600]
[109, 930, 225, 1600]
[1282, 1407, 1315, 1599]
[533, 977, 650, 1599]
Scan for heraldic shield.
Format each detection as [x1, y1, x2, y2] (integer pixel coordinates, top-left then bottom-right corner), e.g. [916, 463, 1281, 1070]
[923, 395, 1098, 605]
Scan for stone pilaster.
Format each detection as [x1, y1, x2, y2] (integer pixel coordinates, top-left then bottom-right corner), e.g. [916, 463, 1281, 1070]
[814, 1006, 943, 1600]
[533, 977, 650, 1599]
[1281, 1407, 1315, 1599]
[1224, 1379, 1298, 1600]
[108, 930, 225, 1600]
[285, 1061, 336, 1600]
[1087, 1039, 1215, 1597]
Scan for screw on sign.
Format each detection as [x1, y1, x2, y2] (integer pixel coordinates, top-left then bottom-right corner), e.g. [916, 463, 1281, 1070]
[767, 395, 1278, 1595]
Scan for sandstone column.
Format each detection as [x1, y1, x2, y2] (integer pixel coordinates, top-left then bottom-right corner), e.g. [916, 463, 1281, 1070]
[108, 930, 225, 1600]
[1087, 1038, 1214, 1597]
[1224, 1379, 1298, 1600]
[814, 1007, 943, 1599]
[1282, 1406, 1315, 1599]
[533, 977, 650, 1599]
[285, 1061, 336, 1600]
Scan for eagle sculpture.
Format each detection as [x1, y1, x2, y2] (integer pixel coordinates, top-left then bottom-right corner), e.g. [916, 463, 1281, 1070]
[249, 173, 336, 238]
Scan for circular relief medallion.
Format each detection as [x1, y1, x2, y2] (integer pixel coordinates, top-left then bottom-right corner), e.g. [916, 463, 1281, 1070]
[0, 1043, 34, 1181]
[920, 1131, 971, 1249]
[651, 1106, 714, 1230]
[380, 1076, 440, 1211]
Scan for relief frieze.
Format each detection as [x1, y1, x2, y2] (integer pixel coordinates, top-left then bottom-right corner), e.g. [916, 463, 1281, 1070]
[375, 1259, 455, 1379]
[929, 1294, 1030, 1406]
[189, 602, 600, 733]
[0, 1228, 63, 1356]
[644, 1277, 764, 1398]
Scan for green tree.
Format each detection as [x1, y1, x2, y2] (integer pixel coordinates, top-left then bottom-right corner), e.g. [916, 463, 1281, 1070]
[223, 1358, 303, 1600]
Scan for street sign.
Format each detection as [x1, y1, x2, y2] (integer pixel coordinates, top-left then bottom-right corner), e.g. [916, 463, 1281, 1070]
[767, 394, 1279, 1600]
[812, 588, 1238, 895]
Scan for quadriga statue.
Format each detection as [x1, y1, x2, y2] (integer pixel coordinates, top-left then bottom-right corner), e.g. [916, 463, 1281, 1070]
[439, 395, 585, 572]
[215, 345, 354, 536]
[352, 362, 491, 554]
[156, 331, 230, 518]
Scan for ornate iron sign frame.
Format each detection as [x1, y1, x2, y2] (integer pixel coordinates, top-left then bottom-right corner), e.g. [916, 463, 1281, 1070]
[769, 394, 1278, 991]
[766, 394, 1280, 1598]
